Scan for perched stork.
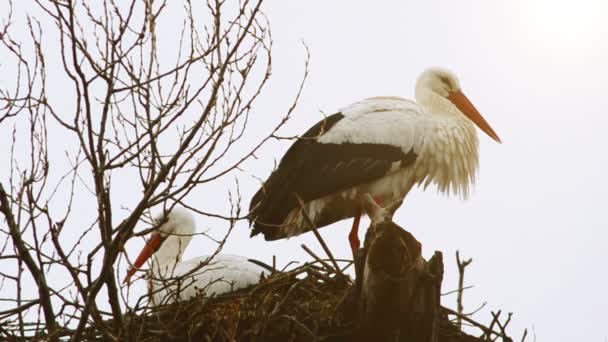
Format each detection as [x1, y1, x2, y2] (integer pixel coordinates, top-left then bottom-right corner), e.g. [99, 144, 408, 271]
[249, 67, 501, 256]
[124, 208, 269, 305]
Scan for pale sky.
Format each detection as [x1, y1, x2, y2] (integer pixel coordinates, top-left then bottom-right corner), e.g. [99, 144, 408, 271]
[252, 2, 608, 340]
[2, 1, 608, 341]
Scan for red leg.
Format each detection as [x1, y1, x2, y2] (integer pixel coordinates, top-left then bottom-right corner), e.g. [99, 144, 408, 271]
[349, 196, 383, 256]
[349, 213, 361, 256]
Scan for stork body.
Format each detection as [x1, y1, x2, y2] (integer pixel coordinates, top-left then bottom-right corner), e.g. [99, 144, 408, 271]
[249, 68, 501, 255]
[124, 209, 268, 305]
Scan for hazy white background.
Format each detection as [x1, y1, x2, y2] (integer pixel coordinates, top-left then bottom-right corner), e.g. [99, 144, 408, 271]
[1, 1, 607, 341]
[253, 2, 608, 340]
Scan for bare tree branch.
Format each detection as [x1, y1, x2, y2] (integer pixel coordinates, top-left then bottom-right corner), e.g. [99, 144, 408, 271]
[0, 0, 306, 339]
[456, 249, 473, 330]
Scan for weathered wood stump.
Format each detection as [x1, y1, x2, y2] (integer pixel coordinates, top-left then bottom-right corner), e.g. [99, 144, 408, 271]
[352, 195, 444, 342]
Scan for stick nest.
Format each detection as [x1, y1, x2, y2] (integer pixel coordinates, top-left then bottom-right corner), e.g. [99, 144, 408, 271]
[76, 263, 485, 342]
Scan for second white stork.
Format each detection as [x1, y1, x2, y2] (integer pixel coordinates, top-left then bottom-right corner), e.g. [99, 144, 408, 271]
[124, 208, 269, 305]
[249, 67, 501, 255]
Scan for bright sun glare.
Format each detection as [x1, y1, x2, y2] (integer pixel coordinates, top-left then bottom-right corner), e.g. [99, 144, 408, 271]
[528, 0, 607, 47]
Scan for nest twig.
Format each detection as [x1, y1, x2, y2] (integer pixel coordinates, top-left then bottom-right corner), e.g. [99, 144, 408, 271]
[59, 255, 514, 342]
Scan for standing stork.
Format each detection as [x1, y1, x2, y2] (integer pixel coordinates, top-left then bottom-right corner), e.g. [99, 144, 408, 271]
[123, 208, 269, 305]
[249, 67, 501, 256]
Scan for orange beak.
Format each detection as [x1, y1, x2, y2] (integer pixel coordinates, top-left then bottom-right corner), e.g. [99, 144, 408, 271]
[123, 233, 166, 284]
[448, 90, 501, 143]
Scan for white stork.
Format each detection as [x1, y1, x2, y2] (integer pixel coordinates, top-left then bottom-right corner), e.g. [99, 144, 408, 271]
[124, 208, 269, 305]
[249, 67, 501, 255]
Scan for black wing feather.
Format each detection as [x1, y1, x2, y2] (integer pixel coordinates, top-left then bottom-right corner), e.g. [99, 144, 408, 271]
[249, 113, 416, 239]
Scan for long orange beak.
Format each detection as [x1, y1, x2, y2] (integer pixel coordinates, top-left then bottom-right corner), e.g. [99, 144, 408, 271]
[448, 90, 501, 143]
[123, 233, 166, 284]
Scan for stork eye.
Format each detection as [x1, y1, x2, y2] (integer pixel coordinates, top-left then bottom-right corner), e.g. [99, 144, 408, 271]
[439, 75, 451, 87]
[438, 75, 456, 93]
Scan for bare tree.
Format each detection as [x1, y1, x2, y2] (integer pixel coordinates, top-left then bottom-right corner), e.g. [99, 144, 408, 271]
[0, 0, 306, 339]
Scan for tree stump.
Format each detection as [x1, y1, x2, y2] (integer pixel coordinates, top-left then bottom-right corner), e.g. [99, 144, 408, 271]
[353, 195, 444, 342]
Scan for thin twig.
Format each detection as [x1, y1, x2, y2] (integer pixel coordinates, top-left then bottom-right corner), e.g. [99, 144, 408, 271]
[301, 244, 335, 275]
[456, 250, 472, 330]
[279, 315, 318, 341]
[294, 194, 343, 278]
[443, 306, 511, 341]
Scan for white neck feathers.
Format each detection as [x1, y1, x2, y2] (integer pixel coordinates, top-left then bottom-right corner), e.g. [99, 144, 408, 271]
[415, 88, 460, 117]
[151, 209, 195, 277]
[415, 104, 479, 198]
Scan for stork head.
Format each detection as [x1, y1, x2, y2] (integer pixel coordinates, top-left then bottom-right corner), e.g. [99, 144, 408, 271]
[123, 208, 195, 284]
[415, 67, 501, 143]
[415, 67, 462, 99]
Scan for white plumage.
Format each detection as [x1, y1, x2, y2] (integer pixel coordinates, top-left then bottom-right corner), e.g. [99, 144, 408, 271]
[250, 67, 501, 255]
[149, 253, 268, 306]
[125, 208, 269, 306]
[282, 96, 478, 235]
[321, 93, 479, 196]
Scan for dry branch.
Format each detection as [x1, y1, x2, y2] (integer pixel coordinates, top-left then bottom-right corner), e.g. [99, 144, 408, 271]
[456, 250, 472, 330]
[0, 0, 307, 338]
[0, 1, 525, 340]
[35, 231, 516, 342]
[295, 194, 344, 278]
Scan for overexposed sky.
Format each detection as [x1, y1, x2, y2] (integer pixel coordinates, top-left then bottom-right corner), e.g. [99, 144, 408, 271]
[254, 2, 608, 340]
[2, 1, 608, 340]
